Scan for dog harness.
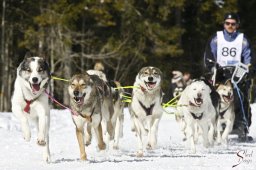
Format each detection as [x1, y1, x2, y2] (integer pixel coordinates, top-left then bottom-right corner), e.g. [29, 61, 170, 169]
[23, 97, 39, 113]
[24, 99, 33, 113]
[219, 108, 229, 119]
[78, 107, 95, 122]
[138, 100, 155, 116]
[190, 112, 203, 120]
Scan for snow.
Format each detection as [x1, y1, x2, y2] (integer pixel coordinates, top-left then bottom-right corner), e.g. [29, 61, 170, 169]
[0, 105, 256, 170]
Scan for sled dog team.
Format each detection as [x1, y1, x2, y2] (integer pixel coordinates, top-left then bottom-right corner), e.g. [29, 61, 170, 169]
[12, 54, 235, 162]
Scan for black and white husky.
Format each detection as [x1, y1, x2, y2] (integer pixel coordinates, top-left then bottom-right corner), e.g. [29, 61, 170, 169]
[11, 52, 51, 162]
[129, 66, 163, 157]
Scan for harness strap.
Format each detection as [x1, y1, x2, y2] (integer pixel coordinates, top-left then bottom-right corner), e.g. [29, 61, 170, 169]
[24, 100, 32, 113]
[44, 90, 79, 116]
[219, 108, 228, 119]
[78, 107, 95, 122]
[190, 112, 203, 120]
[23, 96, 40, 113]
[138, 100, 155, 116]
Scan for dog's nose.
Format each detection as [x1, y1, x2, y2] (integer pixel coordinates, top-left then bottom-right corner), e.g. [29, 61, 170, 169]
[148, 76, 153, 81]
[228, 92, 231, 96]
[32, 77, 38, 83]
[73, 91, 79, 96]
[197, 93, 202, 98]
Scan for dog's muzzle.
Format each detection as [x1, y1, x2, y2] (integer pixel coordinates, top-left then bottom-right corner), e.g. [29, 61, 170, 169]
[30, 83, 41, 92]
[222, 93, 233, 103]
[73, 92, 86, 105]
[194, 97, 203, 106]
[144, 80, 157, 89]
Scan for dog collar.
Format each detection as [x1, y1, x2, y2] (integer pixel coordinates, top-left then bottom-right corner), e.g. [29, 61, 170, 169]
[190, 112, 203, 120]
[140, 85, 147, 92]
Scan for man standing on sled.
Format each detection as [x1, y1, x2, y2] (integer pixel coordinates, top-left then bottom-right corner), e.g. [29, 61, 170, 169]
[204, 12, 255, 141]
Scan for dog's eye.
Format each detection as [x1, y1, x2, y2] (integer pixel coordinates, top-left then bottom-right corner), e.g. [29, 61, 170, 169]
[71, 84, 76, 88]
[25, 68, 31, 72]
[144, 72, 149, 75]
[38, 67, 43, 72]
[81, 84, 86, 88]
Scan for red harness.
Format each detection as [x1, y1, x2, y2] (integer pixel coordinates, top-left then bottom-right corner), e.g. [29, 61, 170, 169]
[24, 100, 32, 113]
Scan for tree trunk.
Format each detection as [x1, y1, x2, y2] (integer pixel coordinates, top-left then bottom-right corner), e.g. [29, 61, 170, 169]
[0, 0, 6, 111]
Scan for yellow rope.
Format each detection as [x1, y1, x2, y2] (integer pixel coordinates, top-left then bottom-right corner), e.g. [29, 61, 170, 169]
[114, 86, 139, 90]
[120, 94, 132, 99]
[51, 76, 69, 82]
[163, 93, 181, 106]
[122, 99, 132, 103]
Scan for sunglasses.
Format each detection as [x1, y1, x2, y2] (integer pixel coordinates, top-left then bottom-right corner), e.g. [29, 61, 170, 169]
[225, 21, 237, 26]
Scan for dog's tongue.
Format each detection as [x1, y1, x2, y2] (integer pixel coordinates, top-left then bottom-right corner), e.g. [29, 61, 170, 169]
[74, 97, 84, 105]
[32, 84, 40, 91]
[148, 82, 156, 88]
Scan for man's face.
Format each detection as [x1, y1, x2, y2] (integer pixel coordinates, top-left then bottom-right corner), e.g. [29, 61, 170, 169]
[224, 18, 238, 33]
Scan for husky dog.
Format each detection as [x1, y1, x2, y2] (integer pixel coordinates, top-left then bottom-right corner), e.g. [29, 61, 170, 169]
[86, 70, 124, 150]
[129, 66, 163, 157]
[11, 52, 51, 162]
[68, 73, 114, 160]
[216, 80, 235, 146]
[177, 80, 216, 153]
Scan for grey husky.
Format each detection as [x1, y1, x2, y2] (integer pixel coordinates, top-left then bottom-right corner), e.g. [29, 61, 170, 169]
[68, 73, 114, 160]
[129, 66, 163, 157]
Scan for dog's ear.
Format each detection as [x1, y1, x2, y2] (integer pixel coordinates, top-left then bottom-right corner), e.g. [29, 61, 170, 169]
[24, 51, 32, 59]
[139, 67, 148, 74]
[39, 51, 49, 61]
[154, 67, 163, 77]
[225, 80, 232, 87]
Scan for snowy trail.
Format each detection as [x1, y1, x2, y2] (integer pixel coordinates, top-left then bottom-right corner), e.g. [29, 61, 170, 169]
[0, 105, 256, 170]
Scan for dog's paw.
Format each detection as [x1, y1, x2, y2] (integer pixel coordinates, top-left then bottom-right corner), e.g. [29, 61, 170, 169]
[23, 131, 31, 142]
[136, 151, 143, 157]
[37, 139, 46, 146]
[43, 153, 51, 163]
[189, 149, 196, 154]
[98, 142, 106, 150]
[80, 154, 87, 161]
[131, 127, 136, 132]
[85, 140, 91, 146]
[23, 135, 31, 142]
[146, 144, 153, 150]
[113, 144, 119, 150]
[203, 142, 209, 148]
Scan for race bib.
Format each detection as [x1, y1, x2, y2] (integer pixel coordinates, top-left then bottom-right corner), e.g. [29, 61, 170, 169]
[217, 31, 243, 66]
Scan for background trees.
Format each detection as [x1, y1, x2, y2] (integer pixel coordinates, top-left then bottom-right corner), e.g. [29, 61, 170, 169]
[1, 0, 255, 111]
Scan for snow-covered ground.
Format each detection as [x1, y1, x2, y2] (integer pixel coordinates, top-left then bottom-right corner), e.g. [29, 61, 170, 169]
[0, 104, 256, 170]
